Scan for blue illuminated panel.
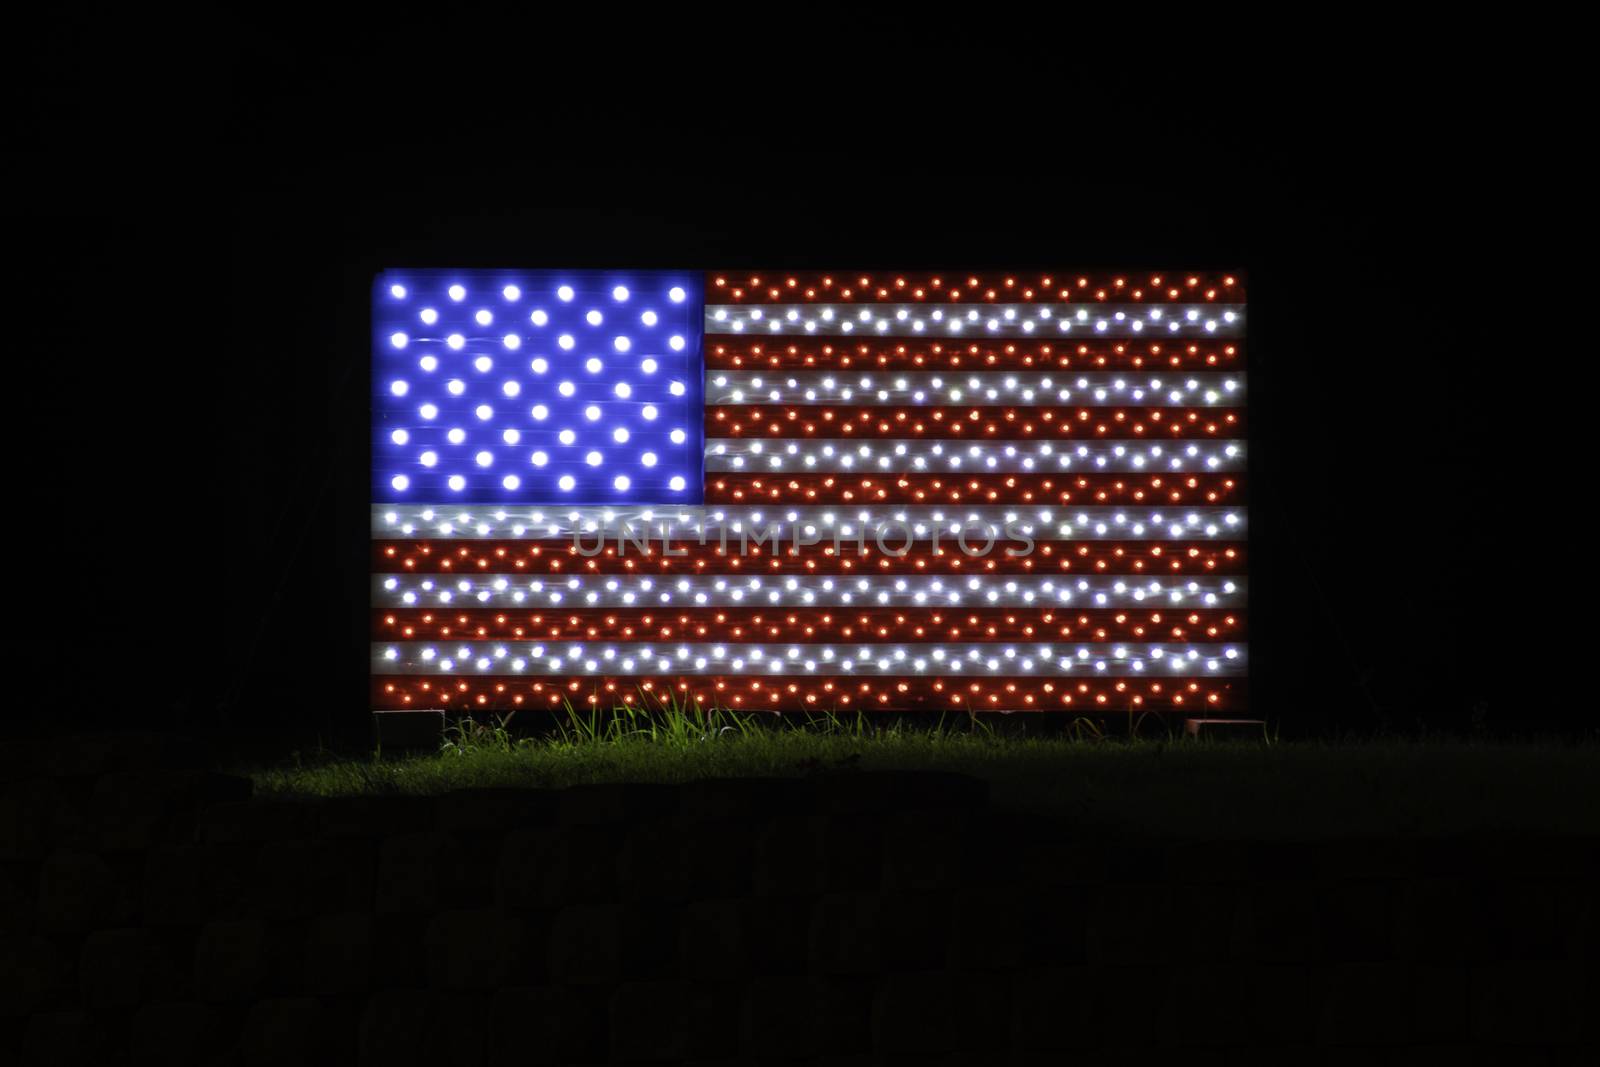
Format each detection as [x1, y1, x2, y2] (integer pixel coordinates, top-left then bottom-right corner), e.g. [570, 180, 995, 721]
[373, 270, 704, 503]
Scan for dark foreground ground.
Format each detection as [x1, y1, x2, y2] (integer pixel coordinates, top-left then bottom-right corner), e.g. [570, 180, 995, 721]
[3, 731, 1596, 1064]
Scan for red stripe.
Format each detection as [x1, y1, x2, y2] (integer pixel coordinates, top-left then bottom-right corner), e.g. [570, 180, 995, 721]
[706, 271, 1245, 304]
[706, 471, 1244, 506]
[706, 339, 1242, 371]
[706, 406, 1243, 440]
[374, 674, 1244, 712]
[373, 541, 1246, 576]
[373, 607, 1247, 645]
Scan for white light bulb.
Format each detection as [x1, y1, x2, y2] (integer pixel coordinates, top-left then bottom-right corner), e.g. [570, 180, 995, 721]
[391, 429, 409, 445]
[447, 334, 465, 350]
[669, 381, 686, 396]
[642, 405, 658, 420]
[502, 380, 520, 397]
[531, 404, 549, 420]
[669, 335, 685, 351]
[612, 286, 629, 301]
[502, 285, 521, 301]
[641, 311, 657, 326]
[584, 405, 601, 421]
[530, 451, 548, 467]
[614, 382, 631, 399]
[502, 428, 521, 445]
[613, 427, 630, 443]
[585, 357, 602, 373]
[420, 308, 438, 325]
[613, 475, 630, 490]
[530, 358, 548, 374]
[390, 332, 408, 349]
[475, 451, 493, 467]
[669, 475, 686, 491]
[614, 336, 631, 352]
[669, 286, 686, 302]
[475, 309, 493, 326]
[558, 474, 575, 490]
[419, 404, 438, 420]
[390, 284, 406, 299]
[448, 285, 466, 301]
[446, 428, 465, 444]
[640, 358, 657, 374]
[670, 429, 686, 444]
[502, 334, 521, 350]
[391, 474, 409, 490]
[558, 381, 576, 397]
[558, 334, 575, 350]
[585, 451, 603, 466]
[557, 285, 574, 302]
[390, 380, 408, 396]
[475, 404, 492, 420]
[420, 451, 438, 467]
[448, 474, 466, 491]
[586, 310, 603, 326]
[530, 309, 548, 326]
[559, 429, 576, 445]
[640, 451, 657, 467]
[474, 355, 492, 373]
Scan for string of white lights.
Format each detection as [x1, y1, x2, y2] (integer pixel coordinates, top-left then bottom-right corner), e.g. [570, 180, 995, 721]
[703, 439, 1246, 473]
[372, 504, 1246, 540]
[373, 573, 1247, 609]
[705, 303, 1245, 338]
[373, 640, 1247, 677]
[704, 370, 1245, 407]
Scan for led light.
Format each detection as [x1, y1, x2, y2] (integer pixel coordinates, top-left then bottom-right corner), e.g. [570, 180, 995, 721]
[670, 381, 686, 396]
[448, 284, 466, 301]
[475, 404, 493, 420]
[447, 379, 466, 396]
[530, 451, 548, 467]
[475, 309, 493, 326]
[502, 428, 521, 445]
[419, 403, 438, 420]
[585, 357, 603, 373]
[447, 334, 465, 350]
[641, 311, 657, 326]
[586, 451, 603, 466]
[420, 308, 439, 325]
[502, 334, 521, 350]
[640, 451, 657, 467]
[614, 382, 631, 399]
[559, 475, 575, 490]
[448, 474, 466, 491]
[586, 310, 603, 326]
[614, 475, 631, 490]
[613, 427, 630, 443]
[670, 428, 687, 444]
[669, 335, 685, 351]
[613, 286, 629, 301]
[614, 336, 631, 352]
[669, 286, 686, 302]
[531, 358, 548, 374]
[530, 309, 548, 326]
[475, 451, 493, 467]
[391, 429, 409, 445]
[559, 429, 576, 445]
[473, 355, 492, 373]
[640, 358, 657, 374]
[389, 380, 408, 396]
[585, 405, 601, 421]
[390, 284, 407, 299]
[390, 332, 408, 349]
[446, 428, 466, 444]
[502, 380, 520, 397]
[557, 285, 574, 301]
[531, 404, 549, 420]
[642, 405, 658, 420]
[391, 474, 409, 490]
[558, 334, 575, 350]
[669, 476, 686, 491]
[501, 474, 520, 489]
[558, 381, 576, 397]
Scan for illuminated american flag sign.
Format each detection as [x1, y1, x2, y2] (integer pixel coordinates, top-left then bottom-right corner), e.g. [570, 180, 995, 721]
[372, 271, 1247, 714]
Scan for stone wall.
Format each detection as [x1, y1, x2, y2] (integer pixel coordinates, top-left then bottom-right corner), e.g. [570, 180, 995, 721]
[2, 738, 1595, 1064]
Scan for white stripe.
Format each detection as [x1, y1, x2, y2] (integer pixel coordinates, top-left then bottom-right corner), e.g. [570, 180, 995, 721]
[374, 573, 1245, 610]
[372, 504, 1245, 540]
[706, 303, 1245, 338]
[703, 438, 1246, 473]
[705, 369, 1245, 407]
[374, 640, 1246, 677]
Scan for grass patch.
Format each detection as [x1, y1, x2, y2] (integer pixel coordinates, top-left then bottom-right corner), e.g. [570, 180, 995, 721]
[241, 700, 1600, 840]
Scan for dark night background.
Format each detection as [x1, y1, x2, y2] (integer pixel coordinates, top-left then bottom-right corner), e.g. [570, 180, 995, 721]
[8, 34, 1529, 747]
